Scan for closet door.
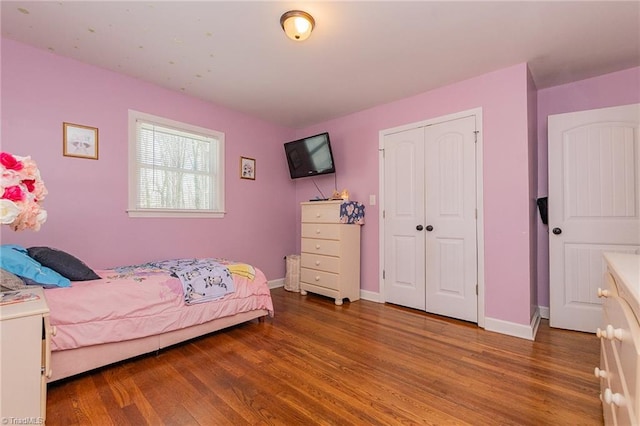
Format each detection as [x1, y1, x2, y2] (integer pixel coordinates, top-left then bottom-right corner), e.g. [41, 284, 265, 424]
[383, 115, 478, 322]
[424, 116, 478, 322]
[383, 127, 426, 310]
[549, 103, 640, 332]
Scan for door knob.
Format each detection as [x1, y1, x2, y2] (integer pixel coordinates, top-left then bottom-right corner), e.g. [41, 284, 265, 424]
[426, 225, 434, 231]
[552, 227, 562, 235]
[416, 225, 424, 231]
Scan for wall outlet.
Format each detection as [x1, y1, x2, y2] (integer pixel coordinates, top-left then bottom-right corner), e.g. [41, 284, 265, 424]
[369, 195, 376, 205]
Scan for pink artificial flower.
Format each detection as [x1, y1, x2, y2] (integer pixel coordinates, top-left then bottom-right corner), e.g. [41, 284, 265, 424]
[19, 157, 38, 179]
[10, 201, 46, 232]
[1, 152, 47, 231]
[32, 179, 47, 201]
[2, 185, 25, 202]
[0, 152, 23, 171]
[0, 169, 22, 188]
[22, 179, 36, 192]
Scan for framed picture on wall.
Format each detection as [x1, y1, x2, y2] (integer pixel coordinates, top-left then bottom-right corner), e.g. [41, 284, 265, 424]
[63, 122, 99, 160]
[240, 156, 256, 180]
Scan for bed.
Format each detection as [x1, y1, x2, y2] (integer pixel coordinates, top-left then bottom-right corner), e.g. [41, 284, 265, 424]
[0, 247, 274, 383]
[43, 259, 274, 382]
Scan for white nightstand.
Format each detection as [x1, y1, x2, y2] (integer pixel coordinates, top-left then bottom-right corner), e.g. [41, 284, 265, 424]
[0, 287, 52, 423]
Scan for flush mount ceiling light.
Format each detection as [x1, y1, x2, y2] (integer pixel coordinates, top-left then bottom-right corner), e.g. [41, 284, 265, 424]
[280, 10, 315, 41]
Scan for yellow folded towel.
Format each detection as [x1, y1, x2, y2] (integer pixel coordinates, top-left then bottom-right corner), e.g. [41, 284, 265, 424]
[227, 263, 256, 281]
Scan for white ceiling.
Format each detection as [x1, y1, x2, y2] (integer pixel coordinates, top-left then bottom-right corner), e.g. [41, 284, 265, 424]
[2, 1, 639, 128]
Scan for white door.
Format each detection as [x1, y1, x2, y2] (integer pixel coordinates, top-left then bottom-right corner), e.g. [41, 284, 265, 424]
[383, 127, 426, 310]
[383, 116, 478, 322]
[424, 117, 478, 322]
[549, 103, 640, 332]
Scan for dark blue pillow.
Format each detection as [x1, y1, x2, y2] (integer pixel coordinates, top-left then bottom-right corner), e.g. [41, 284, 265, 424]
[27, 246, 100, 281]
[0, 245, 71, 287]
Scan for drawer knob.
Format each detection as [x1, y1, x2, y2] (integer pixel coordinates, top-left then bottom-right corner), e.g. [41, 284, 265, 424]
[51, 325, 58, 336]
[597, 288, 610, 298]
[315, 260, 321, 266]
[603, 388, 625, 406]
[606, 324, 624, 341]
[315, 276, 320, 281]
[594, 367, 608, 379]
[315, 244, 321, 250]
[316, 213, 321, 218]
[316, 229, 321, 234]
[598, 325, 624, 341]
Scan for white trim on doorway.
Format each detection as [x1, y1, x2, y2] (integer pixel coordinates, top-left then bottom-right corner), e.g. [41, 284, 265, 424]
[378, 107, 485, 328]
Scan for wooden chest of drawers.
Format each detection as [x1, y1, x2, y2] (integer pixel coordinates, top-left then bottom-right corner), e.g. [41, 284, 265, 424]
[300, 201, 361, 305]
[598, 252, 640, 425]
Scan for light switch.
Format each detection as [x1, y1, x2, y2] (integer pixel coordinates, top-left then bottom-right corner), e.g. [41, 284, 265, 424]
[369, 195, 376, 205]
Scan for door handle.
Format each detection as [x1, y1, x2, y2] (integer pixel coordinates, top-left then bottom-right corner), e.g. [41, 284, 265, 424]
[426, 225, 434, 231]
[552, 227, 562, 235]
[416, 225, 424, 231]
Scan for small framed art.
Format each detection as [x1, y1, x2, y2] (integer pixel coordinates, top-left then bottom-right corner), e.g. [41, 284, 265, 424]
[240, 156, 256, 180]
[63, 122, 99, 160]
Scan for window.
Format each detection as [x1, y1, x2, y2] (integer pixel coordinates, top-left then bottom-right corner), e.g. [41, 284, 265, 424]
[128, 110, 225, 218]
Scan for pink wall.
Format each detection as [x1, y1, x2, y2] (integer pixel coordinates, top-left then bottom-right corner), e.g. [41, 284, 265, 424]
[0, 39, 297, 280]
[296, 64, 534, 325]
[536, 66, 640, 308]
[527, 67, 539, 318]
[7, 34, 606, 327]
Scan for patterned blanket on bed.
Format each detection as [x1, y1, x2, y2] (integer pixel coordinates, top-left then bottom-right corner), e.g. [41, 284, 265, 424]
[149, 259, 235, 305]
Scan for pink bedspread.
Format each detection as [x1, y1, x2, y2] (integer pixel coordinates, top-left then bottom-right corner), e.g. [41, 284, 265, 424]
[44, 265, 274, 351]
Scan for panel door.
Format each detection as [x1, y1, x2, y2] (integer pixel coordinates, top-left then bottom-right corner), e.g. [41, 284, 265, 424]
[383, 115, 478, 322]
[549, 103, 640, 332]
[424, 116, 478, 322]
[383, 127, 426, 310]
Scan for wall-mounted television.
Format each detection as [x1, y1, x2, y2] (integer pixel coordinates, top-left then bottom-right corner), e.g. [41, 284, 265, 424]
[284, 132, 336, 179]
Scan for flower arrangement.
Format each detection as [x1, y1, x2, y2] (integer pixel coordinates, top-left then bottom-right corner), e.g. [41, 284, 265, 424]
[0, 152, 47, 231]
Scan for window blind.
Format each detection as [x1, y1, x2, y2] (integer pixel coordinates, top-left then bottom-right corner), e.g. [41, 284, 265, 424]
[134, 120, 218, 211]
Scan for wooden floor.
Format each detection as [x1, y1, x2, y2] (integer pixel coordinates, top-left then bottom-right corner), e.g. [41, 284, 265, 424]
[47, 288, 603, 425]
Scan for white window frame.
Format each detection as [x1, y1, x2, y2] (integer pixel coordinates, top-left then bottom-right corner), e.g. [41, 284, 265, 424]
[127, 110, 225, 218]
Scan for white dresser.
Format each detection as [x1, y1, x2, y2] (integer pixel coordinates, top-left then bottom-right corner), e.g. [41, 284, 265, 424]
[300, 201, 361, 305]
[598, 252, 640, 425]
[0, 287, 52, 423]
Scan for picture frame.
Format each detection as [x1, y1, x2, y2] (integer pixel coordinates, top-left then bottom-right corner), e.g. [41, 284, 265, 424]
[240, 156, 256, 180]
[63, 122, 99, 160]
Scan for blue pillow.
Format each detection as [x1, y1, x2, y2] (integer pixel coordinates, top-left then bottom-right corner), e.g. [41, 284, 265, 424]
[0, 245, 71, 287]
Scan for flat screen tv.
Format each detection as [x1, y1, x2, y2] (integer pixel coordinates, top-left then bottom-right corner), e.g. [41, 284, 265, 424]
[284, 132, 336, 179]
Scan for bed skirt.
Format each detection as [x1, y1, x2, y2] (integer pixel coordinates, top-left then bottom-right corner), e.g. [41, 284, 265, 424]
[48, 308, 269, 382]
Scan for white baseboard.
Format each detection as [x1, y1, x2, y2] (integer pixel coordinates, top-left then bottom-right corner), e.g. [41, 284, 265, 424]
[272, 281, 543, 341]
[269, 278, 284, 289]
[485, 308, 541, 341]
[270, 280, 383, 303]
[539, 306, 549, 320]
[360, 290, 383, 303]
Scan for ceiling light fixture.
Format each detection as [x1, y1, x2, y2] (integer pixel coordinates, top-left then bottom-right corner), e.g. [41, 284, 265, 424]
[280, 10, 315, 42]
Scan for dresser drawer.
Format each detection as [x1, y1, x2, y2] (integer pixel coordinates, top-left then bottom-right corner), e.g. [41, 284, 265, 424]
[599, 338, 615, 426]
[301, 238, 341, 257]
[301, 253, 340, 274]
[299, 201, 361, 305]
[301, 202, 340, 223]
[302, 223, 341, 240]
[602, 295, 640, 422]
[301, 268, 339, 291]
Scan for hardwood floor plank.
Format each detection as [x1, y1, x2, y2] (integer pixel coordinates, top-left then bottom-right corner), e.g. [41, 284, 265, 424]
[47, 288, 603, 425]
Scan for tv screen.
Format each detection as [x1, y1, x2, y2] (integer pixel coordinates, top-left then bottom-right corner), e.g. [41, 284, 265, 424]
[284, 132, 336, 179]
